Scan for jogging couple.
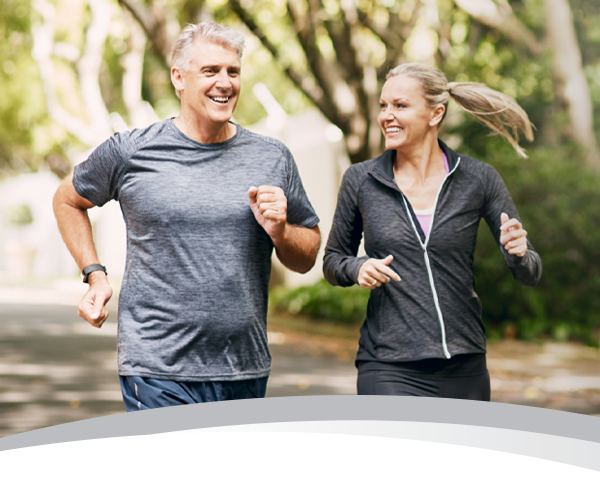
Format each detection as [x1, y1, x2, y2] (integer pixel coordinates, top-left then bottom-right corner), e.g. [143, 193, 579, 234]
[53, 22, 541, 410]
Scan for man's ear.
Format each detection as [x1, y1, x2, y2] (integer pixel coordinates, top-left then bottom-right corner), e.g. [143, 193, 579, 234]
[171, 67, 185, 95]
[430, 104, 446, 127]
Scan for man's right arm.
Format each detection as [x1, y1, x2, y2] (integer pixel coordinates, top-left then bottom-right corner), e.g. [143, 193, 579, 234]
[53, 173, 112, 328]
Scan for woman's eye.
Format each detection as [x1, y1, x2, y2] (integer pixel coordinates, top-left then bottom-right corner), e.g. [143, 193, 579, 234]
[395, 103, 406, 109]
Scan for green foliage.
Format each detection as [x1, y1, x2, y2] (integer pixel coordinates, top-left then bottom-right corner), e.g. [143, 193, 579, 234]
[270, 279, 369, 324]
[473, 144, 600, 346]
[0, 0, 42, 175]
[6, 203, 34, 226]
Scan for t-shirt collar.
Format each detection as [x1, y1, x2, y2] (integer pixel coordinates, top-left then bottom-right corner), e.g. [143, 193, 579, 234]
[168, 118, 243, 149]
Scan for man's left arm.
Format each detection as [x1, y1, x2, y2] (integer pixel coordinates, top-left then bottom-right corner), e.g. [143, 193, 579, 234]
[248, 185, 321, 274]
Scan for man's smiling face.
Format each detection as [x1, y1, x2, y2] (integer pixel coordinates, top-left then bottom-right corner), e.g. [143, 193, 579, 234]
[176, 39, 241, 128]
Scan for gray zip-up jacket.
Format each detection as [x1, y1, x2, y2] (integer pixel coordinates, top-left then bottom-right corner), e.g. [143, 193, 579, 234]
[323, 141, 542, 362]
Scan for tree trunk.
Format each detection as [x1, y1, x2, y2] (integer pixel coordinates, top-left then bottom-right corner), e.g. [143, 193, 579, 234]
[32, 0, 113, 147]
[545, 0, 600, 169]
[453, 0, 544, 55]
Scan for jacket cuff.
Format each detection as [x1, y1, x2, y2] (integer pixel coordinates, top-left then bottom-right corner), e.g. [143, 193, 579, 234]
[349, 256, 370, 284]
[506, 252, 526, 266]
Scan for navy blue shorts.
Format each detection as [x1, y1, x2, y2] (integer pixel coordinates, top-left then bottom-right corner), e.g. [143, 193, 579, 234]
[120, 377, 268, 482]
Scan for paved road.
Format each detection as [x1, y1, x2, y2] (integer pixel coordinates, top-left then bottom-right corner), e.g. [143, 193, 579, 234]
[0, 301, 598, 438]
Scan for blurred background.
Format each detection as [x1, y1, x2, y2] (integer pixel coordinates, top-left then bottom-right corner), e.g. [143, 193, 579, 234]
[0, 0, 600, 345]
[0, 0, 599, 437]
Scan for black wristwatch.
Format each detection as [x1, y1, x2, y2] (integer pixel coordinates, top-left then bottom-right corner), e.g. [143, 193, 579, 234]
[82, 264, 107, 283]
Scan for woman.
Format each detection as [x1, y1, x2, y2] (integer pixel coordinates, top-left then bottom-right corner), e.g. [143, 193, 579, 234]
[323, 63, 542, 400]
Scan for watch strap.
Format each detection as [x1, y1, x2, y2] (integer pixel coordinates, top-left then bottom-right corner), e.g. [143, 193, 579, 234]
[82, 264, 107, 283]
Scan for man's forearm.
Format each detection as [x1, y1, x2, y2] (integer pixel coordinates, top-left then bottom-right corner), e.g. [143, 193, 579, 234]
[272, 224, 321, 274]
[52, 178, 102, 272]
[53, 178, 112, 327]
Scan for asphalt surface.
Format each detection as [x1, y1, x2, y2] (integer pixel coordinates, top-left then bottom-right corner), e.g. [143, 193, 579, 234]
[0, 299, 598, 438]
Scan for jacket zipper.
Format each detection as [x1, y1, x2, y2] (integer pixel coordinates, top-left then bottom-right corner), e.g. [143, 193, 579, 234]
[400, 157, 461, 359]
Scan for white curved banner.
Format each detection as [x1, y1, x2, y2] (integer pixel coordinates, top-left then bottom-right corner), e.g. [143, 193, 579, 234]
[192, 417, 600, 472]
[0, 396, 600, 472]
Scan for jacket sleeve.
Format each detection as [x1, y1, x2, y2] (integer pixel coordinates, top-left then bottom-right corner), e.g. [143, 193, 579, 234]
[323, 166, 369, 287]
[481, 164, 542, 287]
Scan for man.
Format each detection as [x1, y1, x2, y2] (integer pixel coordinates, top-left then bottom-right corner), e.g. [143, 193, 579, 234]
[53, 22, 321, 410]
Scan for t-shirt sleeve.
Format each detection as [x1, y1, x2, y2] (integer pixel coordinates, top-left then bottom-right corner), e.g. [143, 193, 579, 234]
[72, 132, 130, 207]
[284, 149, 320, 228]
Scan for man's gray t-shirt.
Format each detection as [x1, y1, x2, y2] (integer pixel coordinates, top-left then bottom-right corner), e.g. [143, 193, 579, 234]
[73, 119, 319, 382]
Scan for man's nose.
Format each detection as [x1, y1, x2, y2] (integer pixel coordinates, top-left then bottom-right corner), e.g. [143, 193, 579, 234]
[215, 69, 232, 88]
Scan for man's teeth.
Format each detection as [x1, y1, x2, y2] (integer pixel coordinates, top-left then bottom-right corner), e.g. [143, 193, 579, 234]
[210, 96, 229, 103]
[386, 127, 401, 133]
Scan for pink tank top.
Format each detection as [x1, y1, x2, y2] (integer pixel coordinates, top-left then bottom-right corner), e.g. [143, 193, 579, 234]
[414, 151, 450, 238]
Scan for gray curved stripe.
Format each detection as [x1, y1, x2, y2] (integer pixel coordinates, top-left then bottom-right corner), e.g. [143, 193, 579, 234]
[0, 396, 598, 467]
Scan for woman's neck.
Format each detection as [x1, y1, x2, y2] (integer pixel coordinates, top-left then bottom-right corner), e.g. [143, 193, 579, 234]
[394, 133, 445, 183]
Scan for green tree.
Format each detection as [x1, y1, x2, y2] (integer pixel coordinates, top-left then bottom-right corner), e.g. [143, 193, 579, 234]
[113, 0, 599, 168]
[0, 0, 52, 176]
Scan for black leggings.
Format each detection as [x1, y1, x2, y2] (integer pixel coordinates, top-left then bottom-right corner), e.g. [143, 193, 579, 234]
[357, 354, 490, 500]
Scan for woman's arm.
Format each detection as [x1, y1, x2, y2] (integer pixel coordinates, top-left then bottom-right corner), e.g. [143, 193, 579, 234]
[323, 167, 369, 287]
[482, 166, 542, 287]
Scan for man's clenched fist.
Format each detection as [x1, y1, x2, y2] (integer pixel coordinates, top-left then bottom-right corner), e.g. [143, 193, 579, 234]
[248, 185, 287, 241]
[79, 274, 112, 328]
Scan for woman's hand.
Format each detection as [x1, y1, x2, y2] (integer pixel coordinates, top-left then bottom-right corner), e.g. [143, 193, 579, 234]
[358, 255, 401, 289]
[500, 213, 528, 257]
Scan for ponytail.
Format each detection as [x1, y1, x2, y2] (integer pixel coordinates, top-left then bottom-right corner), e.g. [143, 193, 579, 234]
[447, 82, 534, 158]
[387, 64, 534, 158]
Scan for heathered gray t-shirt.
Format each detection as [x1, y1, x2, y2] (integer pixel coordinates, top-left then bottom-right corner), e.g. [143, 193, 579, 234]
[73, 119, 319, 381]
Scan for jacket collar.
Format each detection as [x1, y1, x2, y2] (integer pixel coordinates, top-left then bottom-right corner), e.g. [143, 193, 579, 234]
[369, 139, 461, 190]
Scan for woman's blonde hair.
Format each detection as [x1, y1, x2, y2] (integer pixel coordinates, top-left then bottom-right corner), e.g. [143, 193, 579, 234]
[386, 63, 534, 158]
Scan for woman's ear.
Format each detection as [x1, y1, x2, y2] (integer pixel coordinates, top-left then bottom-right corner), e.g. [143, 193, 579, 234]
[430, 104, 446, 127]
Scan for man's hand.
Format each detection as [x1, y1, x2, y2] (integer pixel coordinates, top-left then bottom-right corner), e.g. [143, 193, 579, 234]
[358, 255, 401, 289]
[79, 274, 113, 328]
[248, 184, 320, 274]
[500, 212, 528, 257]
[248, 185, 287, 241]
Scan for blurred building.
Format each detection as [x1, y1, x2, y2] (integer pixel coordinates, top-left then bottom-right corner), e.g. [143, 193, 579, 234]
[0, 170, 73, 281]
[0, 169, 126, 282]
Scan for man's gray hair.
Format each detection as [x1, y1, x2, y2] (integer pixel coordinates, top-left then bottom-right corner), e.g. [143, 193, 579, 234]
[171, 22, 245, 97]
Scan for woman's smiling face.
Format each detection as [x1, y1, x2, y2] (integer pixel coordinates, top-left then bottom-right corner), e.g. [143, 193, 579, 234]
[378, 75, 444, 151]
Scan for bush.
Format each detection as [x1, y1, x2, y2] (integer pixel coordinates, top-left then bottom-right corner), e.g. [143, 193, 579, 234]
[271, 145, 600, 346]
[270, 279, 369, 324]
[6, 203, 33, 226]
